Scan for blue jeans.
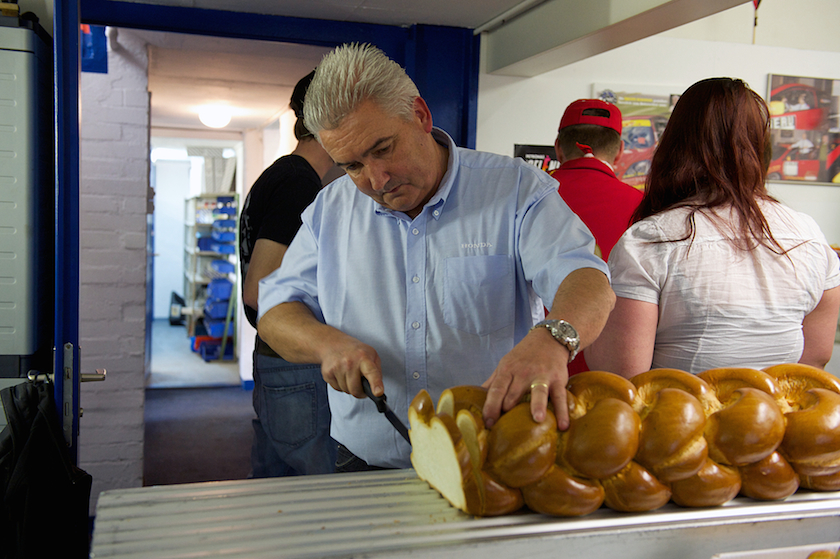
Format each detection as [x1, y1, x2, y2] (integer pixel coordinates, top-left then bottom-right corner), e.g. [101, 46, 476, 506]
[250, 346, 337, 477]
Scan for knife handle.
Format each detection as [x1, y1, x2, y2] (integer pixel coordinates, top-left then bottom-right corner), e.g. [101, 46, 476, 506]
[361, 376, 388, 413]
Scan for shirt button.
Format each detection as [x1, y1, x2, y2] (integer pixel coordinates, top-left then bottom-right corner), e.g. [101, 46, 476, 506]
[433, 210, 440, 217]
[412, 371, 420, 380]
[412, 276, 420, 283]
[412, 228, 419, 235]
[412, 321, 420, 329]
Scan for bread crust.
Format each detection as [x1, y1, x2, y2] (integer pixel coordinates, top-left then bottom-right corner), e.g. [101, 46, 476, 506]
[738, 451, 800, 500]
[409, 365, 840, 517]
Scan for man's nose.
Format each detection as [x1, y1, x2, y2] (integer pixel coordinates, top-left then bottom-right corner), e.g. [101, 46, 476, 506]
[367, 161, 390, 192]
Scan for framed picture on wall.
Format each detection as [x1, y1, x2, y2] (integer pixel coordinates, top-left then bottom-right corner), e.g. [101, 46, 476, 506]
[592, 84, 683, 189]
[513, 144, 559, 174]
[767, 74, 840, 184]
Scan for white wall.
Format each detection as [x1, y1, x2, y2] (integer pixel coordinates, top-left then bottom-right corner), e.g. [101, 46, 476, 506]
[476, 36, 840, 245]
[79, 28, 150, 514]
[658, 0, 840, 54]
[18, 0, 52, 32]
[476, 5, 840, 374]
[151, 160, 190, 319]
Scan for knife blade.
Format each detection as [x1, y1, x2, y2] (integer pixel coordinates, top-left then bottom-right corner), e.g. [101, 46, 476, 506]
[361, 377, 411, 445]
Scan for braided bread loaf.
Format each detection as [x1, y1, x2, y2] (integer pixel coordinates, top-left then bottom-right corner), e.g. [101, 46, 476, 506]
[407, 364, 840, 517]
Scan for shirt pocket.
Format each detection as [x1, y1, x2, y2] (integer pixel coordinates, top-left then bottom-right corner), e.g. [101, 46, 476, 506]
[444, 255, 514, 336]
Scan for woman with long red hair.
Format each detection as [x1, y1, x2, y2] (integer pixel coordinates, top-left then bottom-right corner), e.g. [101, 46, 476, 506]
[585, 77, 840, 378]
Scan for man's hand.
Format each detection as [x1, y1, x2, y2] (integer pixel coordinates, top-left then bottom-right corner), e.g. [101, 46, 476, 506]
[481, 268, 614, 432]
[482, 327, 571, 431]
[258, 301, 385, 399]
[320, 337, 384, 399]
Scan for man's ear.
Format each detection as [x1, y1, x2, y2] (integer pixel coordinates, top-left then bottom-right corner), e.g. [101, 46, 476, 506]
[612, 139, 624, 166]
[554, 137, 566, 165]
[413, 97, 434, 133]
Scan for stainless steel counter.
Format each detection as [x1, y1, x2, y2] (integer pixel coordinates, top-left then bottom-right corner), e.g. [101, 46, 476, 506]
[90, 469, 840, 559]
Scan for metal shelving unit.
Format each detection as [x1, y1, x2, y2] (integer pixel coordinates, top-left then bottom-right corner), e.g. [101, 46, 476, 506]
[182, 193, 239, 360]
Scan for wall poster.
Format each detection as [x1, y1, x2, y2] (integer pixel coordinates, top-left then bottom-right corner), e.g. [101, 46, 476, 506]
[767, 74, 840, 184]
[513, 144, 559, 174]
[514, 85, 682, 188]
[591, 84, 682, 189]
[514, 78, 840, 187]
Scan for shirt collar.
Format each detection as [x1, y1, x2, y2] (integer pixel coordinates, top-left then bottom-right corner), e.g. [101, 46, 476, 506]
[425, 128, 456, 220]
[561, 155, 616, 175]
[580, 153, 615, 172]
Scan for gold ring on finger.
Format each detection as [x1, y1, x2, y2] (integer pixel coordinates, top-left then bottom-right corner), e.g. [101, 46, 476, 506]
[530, 381, 549, 391]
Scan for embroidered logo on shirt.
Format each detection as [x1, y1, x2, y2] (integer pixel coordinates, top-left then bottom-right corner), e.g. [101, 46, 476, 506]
[461, 242, 494, 249]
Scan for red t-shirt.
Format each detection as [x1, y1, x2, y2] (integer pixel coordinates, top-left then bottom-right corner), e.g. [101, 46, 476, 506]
[549, 157, 643, 375]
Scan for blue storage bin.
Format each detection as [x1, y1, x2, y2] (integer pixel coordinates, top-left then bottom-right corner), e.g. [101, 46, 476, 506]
[199, 339, 234, 361]
[207, 278, 232, 300]
[210, 259, 235, 274]
[197, 236, 214, 251]
[191, 335, 220, 352]
[212, 219, 236, 229]
[211, 242, 236, 254]
[216, 196, 235, 205]
[214, 206, 236, 216]
[204, 298, 230, 319]
[205, 318, 234, 338]
[211, 230, 236, 242]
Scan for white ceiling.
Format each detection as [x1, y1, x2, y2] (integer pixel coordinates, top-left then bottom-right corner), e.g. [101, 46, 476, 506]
[123, 0, 742, 134]
[137, 30, 333, 133]
[127, 0, 533, 31]
[127, 0, 536, 133]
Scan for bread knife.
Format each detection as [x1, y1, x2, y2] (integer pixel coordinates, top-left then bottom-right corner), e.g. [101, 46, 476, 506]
[361, 377, 411, 445]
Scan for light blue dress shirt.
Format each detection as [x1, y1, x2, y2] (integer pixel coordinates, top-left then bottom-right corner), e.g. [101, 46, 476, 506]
[259, 128, 608, 468]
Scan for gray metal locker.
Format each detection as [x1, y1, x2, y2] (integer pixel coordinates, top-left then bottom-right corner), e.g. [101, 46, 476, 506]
[0, 19, 53, 378]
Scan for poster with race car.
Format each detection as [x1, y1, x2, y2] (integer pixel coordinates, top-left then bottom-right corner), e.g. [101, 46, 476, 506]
[592, 84, 682, 189]
[767, 74, 840, 184]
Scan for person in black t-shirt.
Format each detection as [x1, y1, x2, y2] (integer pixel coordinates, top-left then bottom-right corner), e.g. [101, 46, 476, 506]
[239, 70, 337, 477]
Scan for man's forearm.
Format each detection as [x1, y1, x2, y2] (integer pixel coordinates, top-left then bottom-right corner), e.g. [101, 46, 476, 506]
[258, 300, 386, 398]
[257, 301, 330, 363]
[481, 267, 614, 430]
[545, 267, 615, 350]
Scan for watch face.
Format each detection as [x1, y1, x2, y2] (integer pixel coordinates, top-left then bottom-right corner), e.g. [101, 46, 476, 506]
[532, 319, 580, 361]
[552, 321, 580, 350]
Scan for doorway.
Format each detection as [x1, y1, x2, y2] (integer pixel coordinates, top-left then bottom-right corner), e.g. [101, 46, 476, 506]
[148, 138, 243, 389]
[76, 25, 331, 489]
[114, 27, 329, 392]
[73, 2, 479, 504]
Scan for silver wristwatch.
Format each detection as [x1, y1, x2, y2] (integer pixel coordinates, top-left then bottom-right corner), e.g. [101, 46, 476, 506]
[530, 319, 580, 362]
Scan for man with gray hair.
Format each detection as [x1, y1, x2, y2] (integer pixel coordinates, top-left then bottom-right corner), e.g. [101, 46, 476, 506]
[257, 43, 614, 472]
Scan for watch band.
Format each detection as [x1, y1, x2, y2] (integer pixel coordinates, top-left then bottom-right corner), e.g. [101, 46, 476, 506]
[530, 319, 580, 362]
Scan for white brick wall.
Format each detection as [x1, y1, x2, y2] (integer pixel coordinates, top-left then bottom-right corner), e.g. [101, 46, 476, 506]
[78, 28, 150, 515]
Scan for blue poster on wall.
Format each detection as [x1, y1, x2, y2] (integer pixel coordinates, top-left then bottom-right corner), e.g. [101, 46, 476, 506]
[81, 24, 107, 74]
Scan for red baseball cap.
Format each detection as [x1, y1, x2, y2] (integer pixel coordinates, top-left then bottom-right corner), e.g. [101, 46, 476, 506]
[558, 99, 622, 135]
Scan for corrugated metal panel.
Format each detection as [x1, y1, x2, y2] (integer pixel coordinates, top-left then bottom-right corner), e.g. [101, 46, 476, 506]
[91, 470, 840, 559]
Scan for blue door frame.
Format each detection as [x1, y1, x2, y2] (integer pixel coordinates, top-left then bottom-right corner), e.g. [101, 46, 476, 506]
[53, 0, 82, 459]
[54, 0, 480, 461]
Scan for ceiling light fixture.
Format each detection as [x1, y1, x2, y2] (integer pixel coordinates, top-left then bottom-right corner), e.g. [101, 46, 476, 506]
[198, 105, 233, 128]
